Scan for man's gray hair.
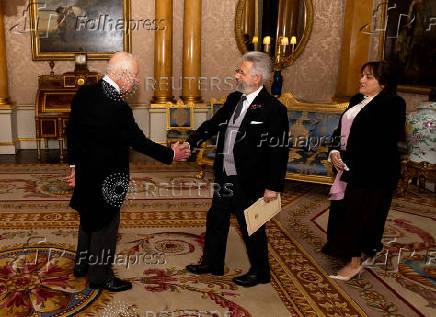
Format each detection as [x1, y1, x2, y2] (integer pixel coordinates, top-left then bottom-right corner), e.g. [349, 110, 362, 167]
[106, 52, 136, 74]
[242, 51, 272, 85]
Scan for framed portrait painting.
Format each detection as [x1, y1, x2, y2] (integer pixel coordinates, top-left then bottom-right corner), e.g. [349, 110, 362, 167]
[29, 0, 131, 60]
[380, 0, 436, 93]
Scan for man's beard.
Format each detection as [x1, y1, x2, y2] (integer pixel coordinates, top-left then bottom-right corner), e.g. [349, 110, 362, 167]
[236, 80, 256, 94]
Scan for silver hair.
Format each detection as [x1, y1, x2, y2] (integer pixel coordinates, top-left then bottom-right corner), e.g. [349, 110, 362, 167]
[106, 52, 136, 74]
[242, 51, 272, 85]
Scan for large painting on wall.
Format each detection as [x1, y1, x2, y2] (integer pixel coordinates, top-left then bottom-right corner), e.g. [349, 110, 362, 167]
[30, 0, 131, 60]
[381, 0, 436, 92]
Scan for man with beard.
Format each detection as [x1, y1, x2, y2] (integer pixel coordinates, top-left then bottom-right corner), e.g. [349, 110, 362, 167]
[185, 52, 289, 287]
[65, 52, 190, 292]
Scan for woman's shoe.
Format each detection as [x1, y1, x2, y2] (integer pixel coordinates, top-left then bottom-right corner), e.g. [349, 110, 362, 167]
[361, 256, 375, 267]
[329, 266, 364, 281]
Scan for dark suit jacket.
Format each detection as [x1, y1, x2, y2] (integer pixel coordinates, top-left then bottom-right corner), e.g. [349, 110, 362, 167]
[330, 91, 406, 189]
[187, 87, 289, 205]
[66, 80, 174, 231]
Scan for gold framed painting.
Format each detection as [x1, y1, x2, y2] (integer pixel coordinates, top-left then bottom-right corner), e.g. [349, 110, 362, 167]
[29, 0, 132, 60]
[379, 0, 436, 94]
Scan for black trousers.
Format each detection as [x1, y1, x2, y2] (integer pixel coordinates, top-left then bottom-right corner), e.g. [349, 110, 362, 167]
[75, 211, 120, 284]
[322, 184, 394, 258]
[201, 175, 270, 277]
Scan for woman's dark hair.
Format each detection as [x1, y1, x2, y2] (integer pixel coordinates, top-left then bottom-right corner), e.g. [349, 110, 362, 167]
[361, 61, 398, 95]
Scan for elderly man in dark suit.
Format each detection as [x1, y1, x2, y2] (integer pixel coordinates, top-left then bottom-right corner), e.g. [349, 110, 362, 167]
[65, 52, 190, 292]
[185, 52, 289, 287]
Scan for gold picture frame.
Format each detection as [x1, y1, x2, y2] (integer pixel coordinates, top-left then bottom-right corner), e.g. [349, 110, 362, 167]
[378, 0, 435, 95]
[234, 0, 314, 68]
[29, 0, 132, 60]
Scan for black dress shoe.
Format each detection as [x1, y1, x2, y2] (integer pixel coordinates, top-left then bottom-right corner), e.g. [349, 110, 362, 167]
[89, 277, 132, 292]
[232, 273, 270, 287]
[73, 266, 88, 278]
[186, 264, 224, 276]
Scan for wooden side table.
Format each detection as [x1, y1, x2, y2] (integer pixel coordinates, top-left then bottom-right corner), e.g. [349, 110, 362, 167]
[35, 71, 101, 162]
[398, 159, 436, 195]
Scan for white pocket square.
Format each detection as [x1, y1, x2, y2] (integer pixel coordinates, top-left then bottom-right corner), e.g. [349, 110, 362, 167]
[250, 121, 263, 125]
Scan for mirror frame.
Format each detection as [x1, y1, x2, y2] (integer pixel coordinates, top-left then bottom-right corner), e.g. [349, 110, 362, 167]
[235, 0, 314, 68]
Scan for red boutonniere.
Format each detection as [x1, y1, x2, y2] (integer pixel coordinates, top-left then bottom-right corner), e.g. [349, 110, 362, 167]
[250, 104, 262, 110]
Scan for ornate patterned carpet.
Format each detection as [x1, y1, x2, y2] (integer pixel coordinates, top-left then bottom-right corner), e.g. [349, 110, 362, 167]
[276, 180, 436, 317]
[0, 163, 434, 316]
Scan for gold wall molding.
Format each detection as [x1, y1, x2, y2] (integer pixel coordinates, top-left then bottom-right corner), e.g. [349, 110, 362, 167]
[0, 142, 16, 146]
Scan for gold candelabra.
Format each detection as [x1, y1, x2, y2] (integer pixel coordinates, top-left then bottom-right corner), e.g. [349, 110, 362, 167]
[267, 35, 296, 71]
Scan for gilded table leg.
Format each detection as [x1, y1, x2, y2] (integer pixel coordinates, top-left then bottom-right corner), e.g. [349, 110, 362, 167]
[58, 138, 64, 162]
[37, 139, 41, 159]
[397, 159, 410, 196]
[195, 167, 204, 180]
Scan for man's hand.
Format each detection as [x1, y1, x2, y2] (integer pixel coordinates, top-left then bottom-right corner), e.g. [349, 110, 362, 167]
[64, 167, 75, 187]
[172, 142, 191, 162]
[263, 189, 277, 203]
[330, 151, 345, 171]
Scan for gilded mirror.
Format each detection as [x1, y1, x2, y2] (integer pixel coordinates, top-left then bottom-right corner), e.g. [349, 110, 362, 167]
[235, 0, 313, 69]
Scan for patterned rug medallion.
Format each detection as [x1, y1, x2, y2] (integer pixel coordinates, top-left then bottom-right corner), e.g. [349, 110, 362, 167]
[0, 163, 434, 316]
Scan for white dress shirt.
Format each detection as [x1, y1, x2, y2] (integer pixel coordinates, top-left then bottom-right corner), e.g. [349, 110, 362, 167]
[238, 85, 264, 118]
[103, 75, 120, 93]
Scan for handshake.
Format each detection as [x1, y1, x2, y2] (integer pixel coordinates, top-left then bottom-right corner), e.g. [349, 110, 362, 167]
[171, 142, 191, 162]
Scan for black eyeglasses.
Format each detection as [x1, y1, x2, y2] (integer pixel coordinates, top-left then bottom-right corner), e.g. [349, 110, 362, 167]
[235, 68, 247, 76]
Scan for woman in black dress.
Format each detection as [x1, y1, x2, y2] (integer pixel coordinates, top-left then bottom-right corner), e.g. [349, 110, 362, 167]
[322, 61, 406, 280]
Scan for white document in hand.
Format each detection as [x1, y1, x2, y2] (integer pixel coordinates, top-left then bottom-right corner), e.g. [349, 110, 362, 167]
[244, 194, 282, 236]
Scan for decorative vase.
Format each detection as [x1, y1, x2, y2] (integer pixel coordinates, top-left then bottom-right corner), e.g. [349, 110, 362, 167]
[406, 102, 436, 163]
[271, 70, 283, 96]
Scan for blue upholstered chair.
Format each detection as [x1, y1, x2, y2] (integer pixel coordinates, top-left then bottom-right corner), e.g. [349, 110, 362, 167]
[166, 103, 194, 147]
[279, 93, 348, 185]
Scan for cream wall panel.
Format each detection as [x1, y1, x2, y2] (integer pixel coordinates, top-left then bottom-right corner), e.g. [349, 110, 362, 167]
[149, 108, 167, 143]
